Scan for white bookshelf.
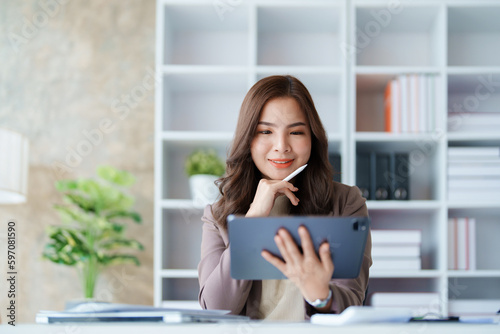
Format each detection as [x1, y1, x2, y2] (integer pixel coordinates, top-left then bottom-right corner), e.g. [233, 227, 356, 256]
[155, 0, 500, 314]
[350, 0, 500, 316]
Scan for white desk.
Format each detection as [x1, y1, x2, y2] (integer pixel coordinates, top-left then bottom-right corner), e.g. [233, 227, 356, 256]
[2, 322, 499, 334]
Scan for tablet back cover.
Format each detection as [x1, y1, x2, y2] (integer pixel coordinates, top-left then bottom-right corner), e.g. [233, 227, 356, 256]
[228, 216, 370, 280]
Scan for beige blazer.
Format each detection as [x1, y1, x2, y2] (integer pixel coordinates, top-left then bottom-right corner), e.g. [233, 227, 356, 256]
[197, 181, 372, 320]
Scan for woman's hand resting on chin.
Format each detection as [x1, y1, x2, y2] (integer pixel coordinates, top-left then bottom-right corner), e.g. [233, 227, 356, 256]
[245, 178, 299, 218]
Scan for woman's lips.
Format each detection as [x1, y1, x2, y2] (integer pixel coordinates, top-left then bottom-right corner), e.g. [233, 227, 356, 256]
[269, 159, 294, 169]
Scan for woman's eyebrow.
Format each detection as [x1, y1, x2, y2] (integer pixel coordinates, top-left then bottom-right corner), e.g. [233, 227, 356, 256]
[258, 121, 307, 128]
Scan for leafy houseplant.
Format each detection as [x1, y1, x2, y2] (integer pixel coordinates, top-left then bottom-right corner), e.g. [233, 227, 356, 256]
[42, 166, 144, 299]
[185, 149, 225, 205]
[185, 149, 225, 177]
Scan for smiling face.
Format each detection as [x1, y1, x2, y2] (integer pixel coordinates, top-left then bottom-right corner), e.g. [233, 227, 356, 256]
[250, 97, 312, 181]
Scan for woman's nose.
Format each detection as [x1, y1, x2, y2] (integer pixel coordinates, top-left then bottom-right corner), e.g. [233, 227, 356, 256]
[274, 134, 291, 152]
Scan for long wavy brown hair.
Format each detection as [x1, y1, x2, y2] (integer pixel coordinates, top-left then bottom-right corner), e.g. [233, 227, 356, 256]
[212, 75, 335, 229]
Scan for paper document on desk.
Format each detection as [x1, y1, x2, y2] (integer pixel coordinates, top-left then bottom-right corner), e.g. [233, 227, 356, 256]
[36, 302, 249, 324]
[65, 302, 223, 313]
[311, 306, 412, 325]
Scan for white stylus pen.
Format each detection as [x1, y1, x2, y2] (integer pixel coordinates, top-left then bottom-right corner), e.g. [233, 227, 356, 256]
[282, 164, 307, 182]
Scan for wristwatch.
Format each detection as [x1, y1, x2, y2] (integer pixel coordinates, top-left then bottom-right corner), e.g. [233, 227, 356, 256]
[306, 288, 332, 308]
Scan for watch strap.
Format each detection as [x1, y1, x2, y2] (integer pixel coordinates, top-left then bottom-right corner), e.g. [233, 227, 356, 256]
[306, 288, 332, 308]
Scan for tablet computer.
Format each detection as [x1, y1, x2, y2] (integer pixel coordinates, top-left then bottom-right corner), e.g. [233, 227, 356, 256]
[228, 215, 370, 280]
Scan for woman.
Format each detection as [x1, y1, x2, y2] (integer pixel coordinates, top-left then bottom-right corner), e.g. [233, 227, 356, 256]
[197, 75, 371, 320]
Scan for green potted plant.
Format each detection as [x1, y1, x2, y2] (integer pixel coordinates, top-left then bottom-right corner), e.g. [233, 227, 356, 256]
[185, 149, 225, 206]
[42, 165, 144, 300]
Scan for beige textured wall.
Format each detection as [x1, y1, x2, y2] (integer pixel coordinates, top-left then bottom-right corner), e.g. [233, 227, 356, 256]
[0, 0, 155, 323]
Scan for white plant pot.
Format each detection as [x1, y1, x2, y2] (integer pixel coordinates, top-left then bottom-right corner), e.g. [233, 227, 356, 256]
[189, 174, 220, 206]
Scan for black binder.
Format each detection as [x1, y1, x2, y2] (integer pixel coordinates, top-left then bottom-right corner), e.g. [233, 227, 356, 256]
[356, 152, 371, 199]
[328, 152, 342, 183]
[390, 153, 410, 200]
[375, 153, 390, 200]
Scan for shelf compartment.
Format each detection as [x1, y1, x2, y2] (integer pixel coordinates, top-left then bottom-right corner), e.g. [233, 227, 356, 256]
[356, 73, 441, 133]
[162, 142, 228, 199]
[162, 210, 204, 270]
[448, 6, 500, 67]
[356, 140, 444, 201]
[257, 5, 343, 66]
[369, 210, 441, 271]
[447, 277, 500, 300]
[447, 73, 500, 133]
[365, 277, 442, 309]
[448, 210, 500, 271]
[162, 5, 249, 65]
[162, 72, 247, 132]
[446, 142, 500, 205]
[355, 6, 443, 67]
[161, 277, 199, 302]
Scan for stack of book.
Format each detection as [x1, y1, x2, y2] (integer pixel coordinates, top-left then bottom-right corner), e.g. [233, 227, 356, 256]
[447, 146, 500, 202]
[448, 217, 476, 271]
[448, 112, 500, 133]
[371, 229, 422, 271]
[448, 299, 500, 317]
[370, 292, 440, 317]
[384, 74, 438, 134]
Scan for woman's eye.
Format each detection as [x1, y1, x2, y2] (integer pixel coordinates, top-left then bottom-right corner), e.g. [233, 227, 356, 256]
[291, 131, 304, 135]
[258, 130, 271, 134]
